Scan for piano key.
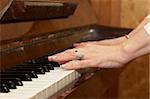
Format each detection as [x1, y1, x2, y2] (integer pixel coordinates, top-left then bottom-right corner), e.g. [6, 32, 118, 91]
[25, 59, 57, 70]
[1, 74, 32, 81]
[0, 84, 10, 93]
[1, 80, 16, 89]
[4, 71, 38, 78]
[27, 59, 58, 69]
[31, 63, 54, 70]
[49, 62, 60, 67]
[25, 61, 55, 70]
[10, 67, 45, 74]
[46, 64, 54, 70]
[0, 78, 23, 86]
[16, 64, 49, 72]
[0, 67, 81, 99]
[33, 57, 49, 64]
[39, 65, 50, 72]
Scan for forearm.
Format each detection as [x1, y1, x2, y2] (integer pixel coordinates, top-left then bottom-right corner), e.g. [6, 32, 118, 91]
[128, 15, 150, 37]
[123, 25, 150, 60]
[97, 15, 150, 45]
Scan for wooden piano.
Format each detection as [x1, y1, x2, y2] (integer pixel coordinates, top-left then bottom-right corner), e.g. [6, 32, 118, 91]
[1, 0, 148, 99]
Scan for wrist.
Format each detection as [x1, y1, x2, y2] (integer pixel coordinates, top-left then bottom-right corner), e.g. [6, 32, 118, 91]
[122, 29, 150, 59]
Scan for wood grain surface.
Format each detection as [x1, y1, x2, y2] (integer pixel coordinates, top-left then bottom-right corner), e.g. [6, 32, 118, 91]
[0, 0, 97, 42]
[90, 0, 150, 28]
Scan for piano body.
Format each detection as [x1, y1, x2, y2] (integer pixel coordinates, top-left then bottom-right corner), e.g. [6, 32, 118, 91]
[0, 0, 140, 99]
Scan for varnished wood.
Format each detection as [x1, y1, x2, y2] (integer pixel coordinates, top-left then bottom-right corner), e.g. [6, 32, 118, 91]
[0, 0, 98, 70]
[90, 0, 121, 27]
[0, 0, 97, 42]
[90, 0, 150, 28]
[0, 0, 10, 11]
[0, 1, 77, 23]
[66, 55, 149, 99]
[0, 0, 149, 98]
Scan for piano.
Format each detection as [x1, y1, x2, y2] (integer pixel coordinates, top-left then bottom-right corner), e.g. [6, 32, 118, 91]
[0, 0, 132, 99]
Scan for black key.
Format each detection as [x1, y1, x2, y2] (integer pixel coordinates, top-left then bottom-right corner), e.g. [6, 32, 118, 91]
[0, 78, 23, 86]
[34, 57, 49, 64]
[3, 71, 38, 78]
[40, 65, 49, 72]
[49, 62, 60, 67]
[11, 67, 45, 74]
[25, 60, 35, 64]
[34, 63, 54, 70]
[46, 64, 54, 70]
[26, 63, 52, 71]
[1, 80, 16, 89]
[1, 74, 32, 81]
[16, 64, 49, 72]
[0, 83, 10, 93]
[27, 58, 56, 70]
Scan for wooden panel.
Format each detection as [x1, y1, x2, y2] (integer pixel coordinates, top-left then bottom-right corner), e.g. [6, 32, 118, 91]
[90, 0, 121, 27]
[0, 0, 10, 11]
[66, 54, 149, 98]
[0, 1, 77, 23]
[121, 0, 149, 28]
[118, 54, 149, 98]
[66, 69, 121, 99]
[89, 1, 149, 98]
[0, 0, 97, 41]
[90, 0, 149, 28]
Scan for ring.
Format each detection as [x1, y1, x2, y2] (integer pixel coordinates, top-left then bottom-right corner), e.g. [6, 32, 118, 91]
[74, 50, 84, 60]
[125, 34, 130, 39]
[146, 15, 150, 19]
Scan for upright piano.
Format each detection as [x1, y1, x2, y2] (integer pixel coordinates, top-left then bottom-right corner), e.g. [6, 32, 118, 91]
[0, 0, 132, 99]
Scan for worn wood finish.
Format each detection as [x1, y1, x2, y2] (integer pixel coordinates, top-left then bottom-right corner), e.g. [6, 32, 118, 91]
[0, 1, 77, 23]
[0, 0, 149, 98]
[0, 0, 97, 41]
[0, 0, 97, 69]
[0, 0, 10, 11]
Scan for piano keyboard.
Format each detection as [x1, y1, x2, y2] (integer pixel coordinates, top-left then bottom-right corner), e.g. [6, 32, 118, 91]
[0, 59, 81, 99]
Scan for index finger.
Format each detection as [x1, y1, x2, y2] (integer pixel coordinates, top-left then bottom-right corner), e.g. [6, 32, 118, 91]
[48, 49, 76, 64]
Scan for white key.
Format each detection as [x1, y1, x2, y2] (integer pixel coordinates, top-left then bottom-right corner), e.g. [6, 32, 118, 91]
[0, 67, 81, 99]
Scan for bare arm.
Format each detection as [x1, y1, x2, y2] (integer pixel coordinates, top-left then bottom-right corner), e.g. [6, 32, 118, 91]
[74, 15, 150, 46]
[48, 15, 150, 70]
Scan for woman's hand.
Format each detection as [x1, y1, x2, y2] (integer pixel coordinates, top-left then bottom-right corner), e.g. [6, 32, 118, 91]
[48, 15, 150, 70]
[48, 44, 130, 70]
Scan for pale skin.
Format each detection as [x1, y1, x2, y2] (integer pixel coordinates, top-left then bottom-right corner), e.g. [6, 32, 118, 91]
[48, 15, 150, 70]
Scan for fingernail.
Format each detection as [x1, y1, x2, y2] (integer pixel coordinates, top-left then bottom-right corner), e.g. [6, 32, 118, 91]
[48, 56, 56, 60]
[61, 64, 66, 68]
[73, 44, 78, 46]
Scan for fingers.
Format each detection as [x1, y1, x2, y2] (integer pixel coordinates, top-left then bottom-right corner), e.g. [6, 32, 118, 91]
[61, 60, 93, 70]
[48, 49, 76, 64]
